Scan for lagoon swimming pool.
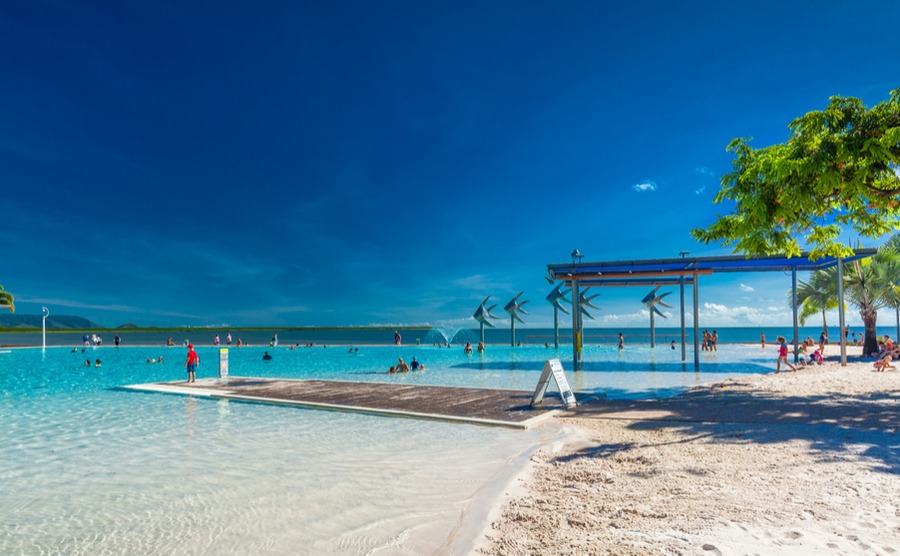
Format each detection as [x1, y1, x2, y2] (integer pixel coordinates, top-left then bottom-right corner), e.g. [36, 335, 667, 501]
[0, 344, 771, 554]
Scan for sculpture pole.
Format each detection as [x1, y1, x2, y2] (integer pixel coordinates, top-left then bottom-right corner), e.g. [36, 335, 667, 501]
[473, 296, 498, 346]
[545, 284, 571, 349]
[504, 292, 529, 347]
[642, 286, 672, 349]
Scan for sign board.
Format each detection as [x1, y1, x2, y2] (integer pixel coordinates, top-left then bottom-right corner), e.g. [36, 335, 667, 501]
[218, 348, 229, 378]
[531, 359, 577, 409]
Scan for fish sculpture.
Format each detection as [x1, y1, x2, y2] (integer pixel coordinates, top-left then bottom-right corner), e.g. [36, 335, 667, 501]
[545, 283, 571, 314]
[578, 288, 601, 320]
[641, 286, 673, 318]
[504, 292, 529, 323]
[473, 296, 499, 328]
[642, 286, 672, 348]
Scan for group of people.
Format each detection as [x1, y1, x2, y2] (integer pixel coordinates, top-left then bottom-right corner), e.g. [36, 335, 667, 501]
[872, 335, 897, 371]
[776, 334, 829, 373]
[388, 357, 424, 373]
[701, 330, 718, 351]
[82, 334, 103, 346]
[463, 341, 485, 353]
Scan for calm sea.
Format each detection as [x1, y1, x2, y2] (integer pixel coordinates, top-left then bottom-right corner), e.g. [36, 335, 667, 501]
[0, 325, 886, 348]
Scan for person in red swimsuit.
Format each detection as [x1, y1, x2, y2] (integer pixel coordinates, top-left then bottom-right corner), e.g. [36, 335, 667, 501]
[184, 344, 200, 383]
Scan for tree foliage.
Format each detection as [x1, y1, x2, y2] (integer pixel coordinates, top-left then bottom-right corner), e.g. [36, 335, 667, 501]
[692, 90, 900, 259]
[0, 284, 13, 313]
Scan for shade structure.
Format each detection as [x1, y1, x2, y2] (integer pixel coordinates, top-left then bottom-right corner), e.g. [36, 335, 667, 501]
[547, 249, 878, 370]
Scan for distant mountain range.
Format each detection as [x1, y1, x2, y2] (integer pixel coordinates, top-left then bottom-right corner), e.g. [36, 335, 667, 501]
[0, 314, 103, 329]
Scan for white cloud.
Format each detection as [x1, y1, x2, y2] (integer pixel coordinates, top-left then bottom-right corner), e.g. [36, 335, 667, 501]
[695, 185, 706, 195]
[632, 181, 657, 192]
[739, 283, 755, 292]
[695, 166, 715, 177]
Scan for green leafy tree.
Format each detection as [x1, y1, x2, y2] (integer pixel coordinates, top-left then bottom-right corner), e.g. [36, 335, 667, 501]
[691, 90, 900, 259]
[0, 284, 13, 312]
[792, 267, 838, 331]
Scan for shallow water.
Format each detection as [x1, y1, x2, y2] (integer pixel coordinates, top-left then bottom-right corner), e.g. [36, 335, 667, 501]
[0, 344, 768, 554]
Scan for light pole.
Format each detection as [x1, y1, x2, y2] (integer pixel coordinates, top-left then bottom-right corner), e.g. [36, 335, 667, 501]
[42, 307, 50, 351]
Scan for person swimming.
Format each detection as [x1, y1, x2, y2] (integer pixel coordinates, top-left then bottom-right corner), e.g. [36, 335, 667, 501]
[262, 351, 272, 361]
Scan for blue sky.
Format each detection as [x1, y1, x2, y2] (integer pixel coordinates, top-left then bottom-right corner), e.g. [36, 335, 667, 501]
[2, 1, 899, 329]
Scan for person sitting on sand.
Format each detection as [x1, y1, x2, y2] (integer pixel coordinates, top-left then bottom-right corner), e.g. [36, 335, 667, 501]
[812, 348, 824, 365]
[874, 355, 895, 372]
[796, 344, 810, 366]
[776, 336, 797, 373]
[395, 358, 410, 372]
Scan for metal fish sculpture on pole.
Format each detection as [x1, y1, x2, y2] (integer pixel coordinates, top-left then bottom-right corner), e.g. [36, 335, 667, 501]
[642, 286, 673, 348]
[578, 288, 601, 321]
[473, 296, 499, 345]
[545, 283, 571, 349]
[504, 292, 529, 346]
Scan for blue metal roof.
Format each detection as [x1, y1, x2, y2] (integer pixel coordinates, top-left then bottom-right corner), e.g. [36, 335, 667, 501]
[548, 249, 878, 283]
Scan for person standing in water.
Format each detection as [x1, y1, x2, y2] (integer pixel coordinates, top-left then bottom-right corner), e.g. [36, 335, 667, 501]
[184, 344, 200, 383]
[617, 332, 624, 350]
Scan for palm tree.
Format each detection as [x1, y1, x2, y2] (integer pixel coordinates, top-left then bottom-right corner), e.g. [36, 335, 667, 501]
[0, 284, 14, 313]
[843, 259, 886, 356]
[875, 236, 900, 341]
[876, 253, 900, 341]
[793, 267, 838, 331]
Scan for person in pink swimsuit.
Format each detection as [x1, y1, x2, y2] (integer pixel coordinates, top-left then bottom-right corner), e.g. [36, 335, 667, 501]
[776, 336, 797, 373]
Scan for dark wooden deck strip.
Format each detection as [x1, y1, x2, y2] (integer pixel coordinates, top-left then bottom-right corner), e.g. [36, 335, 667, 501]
[122, 376, 566, 428]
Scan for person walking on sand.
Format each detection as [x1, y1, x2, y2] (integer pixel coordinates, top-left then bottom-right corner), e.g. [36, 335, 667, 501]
[184, 343, 200, 383]
[776, 336, 797, 373]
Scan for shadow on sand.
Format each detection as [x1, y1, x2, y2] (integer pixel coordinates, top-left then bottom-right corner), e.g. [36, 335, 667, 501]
[563, 385, 900, 474]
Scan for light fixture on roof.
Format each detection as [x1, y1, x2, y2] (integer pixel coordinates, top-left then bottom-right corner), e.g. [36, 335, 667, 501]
[571, 249, 584, 264]
[679, 251, 690, 258]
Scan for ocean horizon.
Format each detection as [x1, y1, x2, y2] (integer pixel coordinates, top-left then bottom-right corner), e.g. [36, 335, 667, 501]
[1, 324, 890, 348]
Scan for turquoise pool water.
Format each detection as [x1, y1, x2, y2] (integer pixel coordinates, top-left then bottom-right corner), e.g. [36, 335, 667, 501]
[0, 344, 770, 554]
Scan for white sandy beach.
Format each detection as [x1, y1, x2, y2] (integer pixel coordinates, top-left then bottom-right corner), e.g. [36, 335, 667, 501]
[478, 347, 900, 555]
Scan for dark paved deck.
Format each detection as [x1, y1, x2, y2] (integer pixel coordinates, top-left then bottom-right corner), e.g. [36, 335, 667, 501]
[122, 376, 567, 428]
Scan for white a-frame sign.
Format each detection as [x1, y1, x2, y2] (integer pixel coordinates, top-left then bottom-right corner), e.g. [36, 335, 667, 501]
[531, 359, 577, 409]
